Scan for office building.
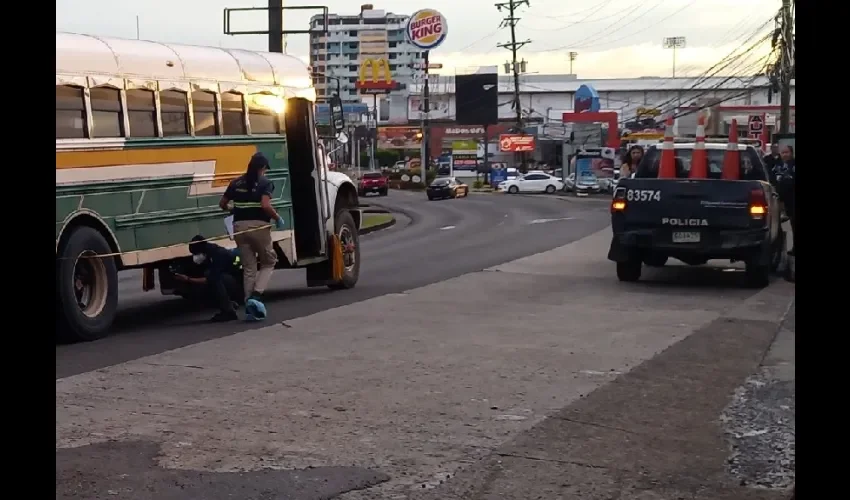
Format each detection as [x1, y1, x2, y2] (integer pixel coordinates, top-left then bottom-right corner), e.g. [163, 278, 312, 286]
[309, 4, 426, 115]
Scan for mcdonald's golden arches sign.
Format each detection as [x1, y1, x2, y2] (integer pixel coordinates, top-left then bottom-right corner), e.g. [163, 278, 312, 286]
[355, 58, 397, 94]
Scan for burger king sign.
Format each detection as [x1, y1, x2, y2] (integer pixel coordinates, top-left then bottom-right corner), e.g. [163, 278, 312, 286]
[406, 9, 448, 50]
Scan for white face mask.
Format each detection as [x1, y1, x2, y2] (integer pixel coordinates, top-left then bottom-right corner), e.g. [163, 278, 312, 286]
[192, 254, 207, 265]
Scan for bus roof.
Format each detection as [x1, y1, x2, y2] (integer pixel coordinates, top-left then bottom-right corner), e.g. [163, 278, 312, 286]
[56, 32, 314, 99]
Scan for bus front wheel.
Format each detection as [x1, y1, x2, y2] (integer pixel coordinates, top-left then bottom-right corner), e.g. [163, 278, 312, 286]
[328, 210, 360, 290]
[56, 227, 118, 342]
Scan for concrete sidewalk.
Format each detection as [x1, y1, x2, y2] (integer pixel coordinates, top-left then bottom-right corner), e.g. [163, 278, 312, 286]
[409, 287, 795, 500]
[57, 227, 794, 500]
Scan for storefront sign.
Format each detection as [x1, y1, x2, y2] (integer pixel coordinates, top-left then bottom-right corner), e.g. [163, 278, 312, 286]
[499, 134, 536, 152]
[444, 126, 485, 136]
[377, 126, 422, 149]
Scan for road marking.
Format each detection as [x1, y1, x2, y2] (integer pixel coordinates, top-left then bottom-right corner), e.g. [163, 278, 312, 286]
[529, 217, 575, 224]
[440, 225, 456, 230]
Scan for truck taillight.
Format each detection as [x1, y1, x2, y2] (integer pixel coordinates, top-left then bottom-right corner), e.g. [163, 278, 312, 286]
[611, 188, 626, 213]
[749, 188, 767, 218]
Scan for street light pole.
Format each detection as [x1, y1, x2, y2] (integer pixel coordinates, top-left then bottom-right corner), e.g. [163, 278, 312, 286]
[663, 36, 686, 78]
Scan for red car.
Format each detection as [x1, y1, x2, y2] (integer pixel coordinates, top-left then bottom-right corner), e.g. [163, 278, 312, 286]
[358, 172, 389, 197]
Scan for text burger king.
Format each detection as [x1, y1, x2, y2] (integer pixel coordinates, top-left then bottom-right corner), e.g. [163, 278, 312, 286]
[406, 9, 448, 50]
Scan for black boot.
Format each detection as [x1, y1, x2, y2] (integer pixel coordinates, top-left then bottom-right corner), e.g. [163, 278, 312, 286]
[210, 310, 238, 322]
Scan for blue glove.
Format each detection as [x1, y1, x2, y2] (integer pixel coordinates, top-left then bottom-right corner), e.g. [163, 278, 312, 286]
[274, 217, 285, 230]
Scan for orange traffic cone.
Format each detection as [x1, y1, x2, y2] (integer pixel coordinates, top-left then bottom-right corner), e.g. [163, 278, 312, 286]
[759, 113, 769, 154]
[658, 116, 676, 178]
[721, 119, 740, 180]
[689, 114, 708, 179]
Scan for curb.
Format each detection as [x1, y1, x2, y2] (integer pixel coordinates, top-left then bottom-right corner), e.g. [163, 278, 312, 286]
[360, 216, 396, 235]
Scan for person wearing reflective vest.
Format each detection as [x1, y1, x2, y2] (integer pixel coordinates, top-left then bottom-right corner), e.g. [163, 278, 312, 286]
[182, 235, 245, 322]
[219, 152, 285, 305]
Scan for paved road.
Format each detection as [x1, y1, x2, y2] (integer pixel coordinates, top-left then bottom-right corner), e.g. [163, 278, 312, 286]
[56, 190, 611, 378]
[57, 201, 794, 500]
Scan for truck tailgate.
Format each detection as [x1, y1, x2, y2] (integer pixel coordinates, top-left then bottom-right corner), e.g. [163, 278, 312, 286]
[616, 178, 773, 231]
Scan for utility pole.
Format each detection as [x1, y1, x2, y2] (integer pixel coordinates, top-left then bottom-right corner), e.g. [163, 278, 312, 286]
[568, 51, 577, 74]
[496, 0, 531, 172]
[778, 0, 794, 134]
[267, 0, 283, 53]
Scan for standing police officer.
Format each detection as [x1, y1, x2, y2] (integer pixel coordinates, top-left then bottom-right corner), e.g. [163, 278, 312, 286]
[771, 145, 796, 256]
[219, 152, 286, 305]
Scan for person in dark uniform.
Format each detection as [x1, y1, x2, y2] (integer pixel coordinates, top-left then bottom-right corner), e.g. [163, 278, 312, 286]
[174, 236, 244, 322]
[763, 143, 781, 172]
[771, 145, 796, 256]
[219, 152, 285, 304]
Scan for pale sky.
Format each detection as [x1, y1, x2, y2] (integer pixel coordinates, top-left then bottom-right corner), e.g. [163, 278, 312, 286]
[56, 0, 779, 79]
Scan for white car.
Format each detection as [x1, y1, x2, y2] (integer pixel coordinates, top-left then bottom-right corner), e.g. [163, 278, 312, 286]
[498, 172, 565, 194]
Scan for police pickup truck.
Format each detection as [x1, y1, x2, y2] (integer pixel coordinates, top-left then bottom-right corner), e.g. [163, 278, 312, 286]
[608, 142, 785, 287]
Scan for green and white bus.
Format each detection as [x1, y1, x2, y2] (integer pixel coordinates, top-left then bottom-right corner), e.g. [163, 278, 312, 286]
[56, 32, 362, 341]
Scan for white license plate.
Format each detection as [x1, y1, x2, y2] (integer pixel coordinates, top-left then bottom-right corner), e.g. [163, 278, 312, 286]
[672, 231, 700, 243]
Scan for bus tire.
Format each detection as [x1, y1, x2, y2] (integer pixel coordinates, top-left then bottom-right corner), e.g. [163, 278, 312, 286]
[328, 210, 360, 290]
[56, 227, 118, 342]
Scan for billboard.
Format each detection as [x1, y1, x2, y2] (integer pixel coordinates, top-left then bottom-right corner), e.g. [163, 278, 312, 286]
[408, 94, 451, 120]
[574, 147, 617, 184]
[499, 134, 536, 152]
[456, 71, 498, 125]
[377, 126, 422, 150]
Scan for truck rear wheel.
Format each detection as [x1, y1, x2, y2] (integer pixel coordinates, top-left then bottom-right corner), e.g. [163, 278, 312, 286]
[56, 227, 118, 342]
[616, 260, 642, 282]
[745, 261, 770, 288]
[328, 210, 360, 290]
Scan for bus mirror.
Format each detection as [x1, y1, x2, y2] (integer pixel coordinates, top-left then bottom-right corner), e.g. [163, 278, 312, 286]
[336, 132, 349, 145]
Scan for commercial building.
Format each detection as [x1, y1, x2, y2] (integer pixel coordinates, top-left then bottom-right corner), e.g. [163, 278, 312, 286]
[405, 74, 795, 128]
[309, 3, 426, 112]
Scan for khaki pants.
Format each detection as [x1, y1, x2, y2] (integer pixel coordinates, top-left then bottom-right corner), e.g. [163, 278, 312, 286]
[233, 220, 278, 300]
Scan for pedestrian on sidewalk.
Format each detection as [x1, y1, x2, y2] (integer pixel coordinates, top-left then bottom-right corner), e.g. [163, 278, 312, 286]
[771, 145, 796, 256]
[620, 145, 644, 179]
[219, 152, 285, 305]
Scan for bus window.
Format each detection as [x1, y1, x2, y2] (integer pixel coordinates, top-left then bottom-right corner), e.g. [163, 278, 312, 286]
[221, 92, 246, 135]
[160, 90, 189, 137]
[56, 85, 86, 139]
[192, 91, 217, 136]
[90, 86, 124, 138]
[248, 94, 282, 134]
[126, 89, 157, 138]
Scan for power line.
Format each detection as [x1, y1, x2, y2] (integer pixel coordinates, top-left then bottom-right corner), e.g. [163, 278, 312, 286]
[533, 1, 643, 53]
[569, 0, 697, 51]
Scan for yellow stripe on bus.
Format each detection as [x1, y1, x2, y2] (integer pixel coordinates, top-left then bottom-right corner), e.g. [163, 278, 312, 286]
[56, 145, 259, 187]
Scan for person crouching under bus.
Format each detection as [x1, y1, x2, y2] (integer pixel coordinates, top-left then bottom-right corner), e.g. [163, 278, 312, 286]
[172, 235, 244, 322]
[219, 152, 286, 307]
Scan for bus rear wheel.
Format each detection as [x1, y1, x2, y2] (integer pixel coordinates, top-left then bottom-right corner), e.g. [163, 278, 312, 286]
[56, 227, 118, 342]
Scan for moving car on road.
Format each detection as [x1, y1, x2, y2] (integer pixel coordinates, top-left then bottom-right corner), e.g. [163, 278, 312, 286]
[358, 172, 388, 197]
[56, 33, 362, 342]
[427, 177, 469, 200]
[498, 172, 564, 194]
[608, 142, 785, 287]
[564, 173, 602, 194]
